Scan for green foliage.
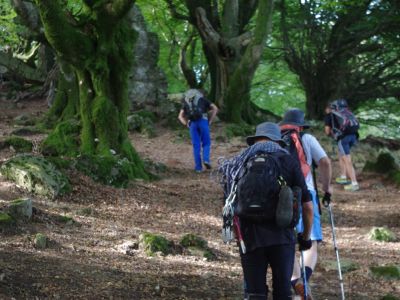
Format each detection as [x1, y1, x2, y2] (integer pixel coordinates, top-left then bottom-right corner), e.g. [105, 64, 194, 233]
[251, 61, 305, 116]
[75, 154, 144, 187]
[56, 215, 74, 224]
[41, 119, 81, 157]
[4, 136, 33, 153]
[368, 227, 397, 243]
[139, 232, 172, 256]
[357, 98, 400, 140]
[0, 1, 24, 51]
[370, 265, 400, 280]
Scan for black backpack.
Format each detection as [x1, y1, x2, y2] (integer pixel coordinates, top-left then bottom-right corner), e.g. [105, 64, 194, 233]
[235, 152, 297, 227]
[185, 97, 204, 121]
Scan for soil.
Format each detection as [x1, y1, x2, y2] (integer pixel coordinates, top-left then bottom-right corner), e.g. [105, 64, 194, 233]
[0, 97, 399, 300]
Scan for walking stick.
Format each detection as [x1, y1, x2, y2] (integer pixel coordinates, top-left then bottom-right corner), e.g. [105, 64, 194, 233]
[300, 250, 308, 299]
[323, 195, 345, 300]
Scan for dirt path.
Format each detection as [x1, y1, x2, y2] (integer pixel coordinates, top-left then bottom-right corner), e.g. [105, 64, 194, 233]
[0, 98, 399, 299]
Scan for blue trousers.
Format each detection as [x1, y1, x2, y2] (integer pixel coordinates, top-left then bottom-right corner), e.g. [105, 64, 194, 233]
[241, 244, 295, 299]
[189, 119, 211, 171]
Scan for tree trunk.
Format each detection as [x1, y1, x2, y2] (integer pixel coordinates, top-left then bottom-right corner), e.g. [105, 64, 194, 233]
[35, 0, 147, 179]
[195, 0, 274, 123]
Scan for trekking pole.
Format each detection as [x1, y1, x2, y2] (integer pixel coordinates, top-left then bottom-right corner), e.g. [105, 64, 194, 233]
[323, 195, 345, 300]
[300, 250, 308, 299]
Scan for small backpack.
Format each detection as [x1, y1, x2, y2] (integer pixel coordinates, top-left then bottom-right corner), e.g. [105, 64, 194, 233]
[330, 100, 359, 140]
[185, 97, 204, 121]
[234, 152, 296, 227]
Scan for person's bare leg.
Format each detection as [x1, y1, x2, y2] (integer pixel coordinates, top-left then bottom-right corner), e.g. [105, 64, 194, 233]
[343, 154, 357, 183]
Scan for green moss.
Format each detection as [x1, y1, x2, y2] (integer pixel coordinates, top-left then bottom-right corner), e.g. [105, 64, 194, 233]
[45, 157, 72, 170]
[225, 123, 255, 140]
[34, 233, 47, 249]
[0, 154, 71, 198]
[370, 265, 400, 280]
[139, 232, 172, 256]
[56, 215, 74, 224]
[76, 207, 94, 216]
[180, 234, 208, 249]
[41, 119, 81, 157]
[75, 154, 147, 187]
[14, 114, 35, 126]
[0, 212, 15, 227]
[5, 136, 33, 153]
[382, 294, 400, 300]
[369, 227, 397, 242]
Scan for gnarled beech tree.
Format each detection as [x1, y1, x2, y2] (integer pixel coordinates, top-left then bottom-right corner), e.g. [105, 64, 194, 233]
[167, 0, 274, 123]
[35, 0, 147, 178]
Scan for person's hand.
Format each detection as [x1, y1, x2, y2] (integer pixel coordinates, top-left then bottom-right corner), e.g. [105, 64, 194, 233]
[297, 233, 312, 251]
[322, 192, 331, 207]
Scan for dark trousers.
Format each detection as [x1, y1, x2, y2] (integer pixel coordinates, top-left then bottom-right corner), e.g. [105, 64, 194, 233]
[241, 244, 295, 299]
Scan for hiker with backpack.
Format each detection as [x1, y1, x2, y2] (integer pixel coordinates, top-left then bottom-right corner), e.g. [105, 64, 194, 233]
[219, 122, 313, 299]
[324, 99, 359, 191]
[178, 89, 218, 172]
[280, 108, 332, 299]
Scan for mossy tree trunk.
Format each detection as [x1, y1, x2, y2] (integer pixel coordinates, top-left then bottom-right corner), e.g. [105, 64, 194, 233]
[35, 0, 146, 178]
[194, 0, 274, 123]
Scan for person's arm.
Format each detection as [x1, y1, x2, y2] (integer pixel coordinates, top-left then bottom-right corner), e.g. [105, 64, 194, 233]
[318, 156, 332, 194]
[301, 201, 313, 240]
[178, 109, 189, 127]
[208, 103, 218, 125]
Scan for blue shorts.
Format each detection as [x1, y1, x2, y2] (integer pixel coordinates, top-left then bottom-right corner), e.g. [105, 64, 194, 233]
[338, 134, 357, 155]
[296, 190, 323, 242]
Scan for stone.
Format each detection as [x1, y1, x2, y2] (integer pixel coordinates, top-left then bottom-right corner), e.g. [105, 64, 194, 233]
[127, 5, 169, 116]
[34, 233, 47, 249]
[0, 154, 71, 199]
[14, 114, 34, 126]
[7, 198, 32, 220]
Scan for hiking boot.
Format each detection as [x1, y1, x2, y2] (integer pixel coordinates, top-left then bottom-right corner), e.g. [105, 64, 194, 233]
[195, 169, 202, 173]
[294, 283, 313, 300]
[204, 162, 212, 170]
[344, 183, 359, 191]
[335, 177, 351, 184]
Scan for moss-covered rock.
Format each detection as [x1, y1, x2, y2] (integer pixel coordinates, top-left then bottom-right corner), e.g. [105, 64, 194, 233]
[180, 234, 208, 249]
[14, 114, 35, 126]
[75, 154, 144, 187]
[139, 232, 173, 256]
[364, 152, 399, 174]
[4, 136, 33, 153]
[41, 119, 81, 157]
[180, 234, 216, 261]
[0, 154, 71, 199]
[0, 212, 15, 228]
[368, 227, 397, 242]
[7, 198, 32, 220]
[56, 215, 74, 225]
[321, 259, 359, 274]
[370, 265, 400, 280]
[34, 233, 47, 249]
[127, 112, 156, 138]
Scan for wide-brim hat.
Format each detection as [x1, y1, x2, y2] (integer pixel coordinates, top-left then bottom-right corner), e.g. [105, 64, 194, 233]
[246, 122, 285, 146]
[279, 108, 310, 128]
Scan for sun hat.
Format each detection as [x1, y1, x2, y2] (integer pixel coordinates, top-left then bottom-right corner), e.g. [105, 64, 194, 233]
[279, 108, 310, 128]
[246, 122, 285, 146]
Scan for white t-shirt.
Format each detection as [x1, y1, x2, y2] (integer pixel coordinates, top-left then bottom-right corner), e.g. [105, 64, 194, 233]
[301, 133, 327, 191]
